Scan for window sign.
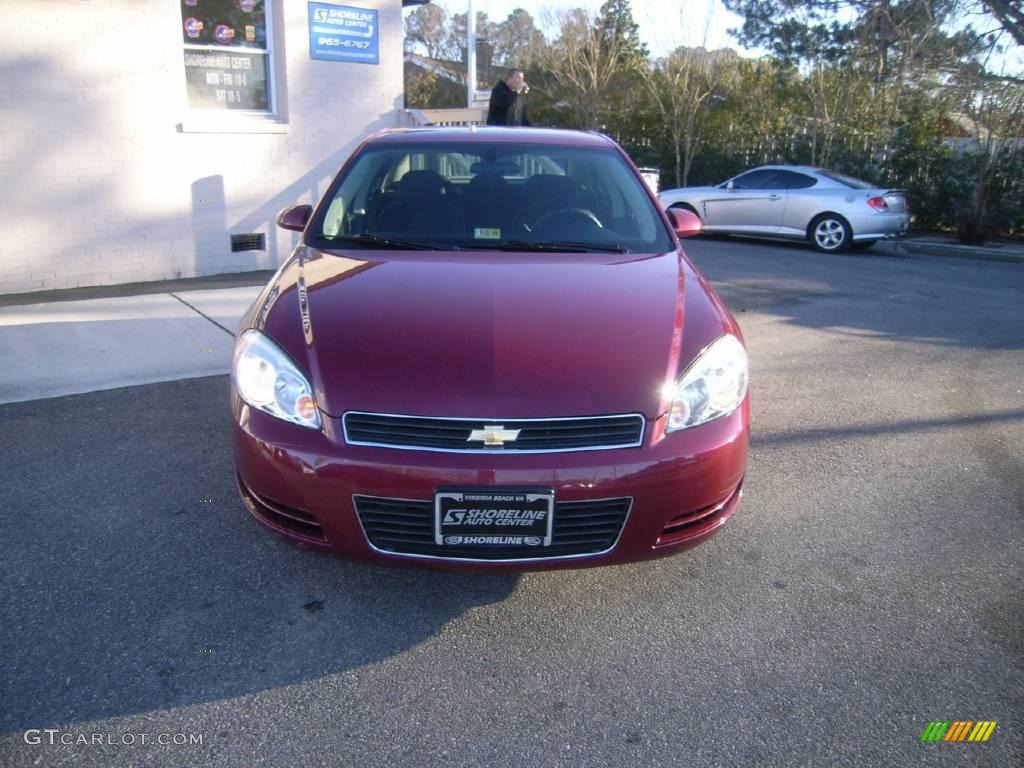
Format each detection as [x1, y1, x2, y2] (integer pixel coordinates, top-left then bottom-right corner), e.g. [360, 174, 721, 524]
[309, 3, 379, 65]
[183, 50, 268, 110]
[180, 0, 272, 112]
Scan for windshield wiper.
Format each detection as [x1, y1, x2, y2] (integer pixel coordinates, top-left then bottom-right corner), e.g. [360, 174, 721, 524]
[461, 240, 629, 253]
[328, 234, 461, 250]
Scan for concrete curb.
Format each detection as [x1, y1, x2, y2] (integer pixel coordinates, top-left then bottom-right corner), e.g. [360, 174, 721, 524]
[895, 240, 1024, 264]
[0, 270, 276, 307]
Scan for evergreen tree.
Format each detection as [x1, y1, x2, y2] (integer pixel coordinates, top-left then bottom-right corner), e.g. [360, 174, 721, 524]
[596, 0, 650, 65]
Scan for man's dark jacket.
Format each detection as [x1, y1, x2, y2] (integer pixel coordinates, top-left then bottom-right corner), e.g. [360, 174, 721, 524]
[486, 81, 530, 126]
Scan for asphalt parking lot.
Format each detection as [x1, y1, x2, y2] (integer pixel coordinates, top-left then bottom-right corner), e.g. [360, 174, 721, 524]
[1, 238, 1021, 767]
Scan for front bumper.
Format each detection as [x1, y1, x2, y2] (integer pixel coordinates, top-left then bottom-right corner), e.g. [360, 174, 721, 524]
[232, 395, 748, 571]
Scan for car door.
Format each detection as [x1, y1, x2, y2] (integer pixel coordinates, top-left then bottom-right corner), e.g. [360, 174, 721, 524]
[703, 169, 787, 233]
[775, 170, 822, 236]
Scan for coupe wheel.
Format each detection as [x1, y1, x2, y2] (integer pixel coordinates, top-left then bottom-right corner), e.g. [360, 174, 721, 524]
[809, 214, 851, 252]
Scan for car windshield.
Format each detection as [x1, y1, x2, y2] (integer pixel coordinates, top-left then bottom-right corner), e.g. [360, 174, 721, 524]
[308, 141, 674, 254]
[816, 170, 876, 189]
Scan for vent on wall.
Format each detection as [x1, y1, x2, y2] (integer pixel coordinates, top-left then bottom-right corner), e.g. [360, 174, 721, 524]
[231, 233, 265, 252]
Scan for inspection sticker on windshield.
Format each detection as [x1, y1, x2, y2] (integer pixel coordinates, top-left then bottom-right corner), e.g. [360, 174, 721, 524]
[435, 489, 553, 547]
[473, 228, 501, 239]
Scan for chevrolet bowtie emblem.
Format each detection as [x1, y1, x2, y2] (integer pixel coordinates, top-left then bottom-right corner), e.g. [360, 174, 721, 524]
[467, 425, 522, 447]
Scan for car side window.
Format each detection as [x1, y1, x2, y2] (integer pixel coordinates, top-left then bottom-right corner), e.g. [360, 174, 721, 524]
[778, 171, 818, 190]
[759, 172, 788, 190]
[730, 170, 774, 189]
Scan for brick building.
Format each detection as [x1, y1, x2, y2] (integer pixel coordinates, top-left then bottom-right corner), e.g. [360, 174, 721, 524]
[0, 0, 427, 295]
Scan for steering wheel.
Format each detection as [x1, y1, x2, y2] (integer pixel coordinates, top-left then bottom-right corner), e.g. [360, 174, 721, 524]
[531, 207, 603, 232]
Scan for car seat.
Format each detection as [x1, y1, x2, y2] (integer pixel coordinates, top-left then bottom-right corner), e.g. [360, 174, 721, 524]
[463, 172, 518, 237]
[375, 170, 466, 235]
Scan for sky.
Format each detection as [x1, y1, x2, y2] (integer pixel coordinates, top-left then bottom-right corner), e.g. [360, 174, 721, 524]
[409, 0, 1022, 75]
[412, 0, 752, 59]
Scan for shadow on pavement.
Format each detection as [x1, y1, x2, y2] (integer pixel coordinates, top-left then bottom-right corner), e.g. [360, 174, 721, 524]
[0, 376, 519, 732]
[684, 237, 1024, 350]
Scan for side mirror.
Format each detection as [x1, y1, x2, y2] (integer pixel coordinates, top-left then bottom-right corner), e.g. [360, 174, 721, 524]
[668, 208, 702, 239]
[277, 204, 313, 232]
[726, 180, 735, 191]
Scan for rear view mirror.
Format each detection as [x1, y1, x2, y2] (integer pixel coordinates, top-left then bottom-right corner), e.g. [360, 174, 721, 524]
[668, 208, 702, 239]
[277, 204, 313, 232]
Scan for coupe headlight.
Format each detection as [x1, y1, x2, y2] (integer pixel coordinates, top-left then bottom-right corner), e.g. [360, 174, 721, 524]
[233, 329, 321, 429]
[666, 334, 748, 432]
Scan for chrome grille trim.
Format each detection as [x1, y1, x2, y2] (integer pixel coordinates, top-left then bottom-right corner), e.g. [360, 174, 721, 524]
[342, 411, 646, 453]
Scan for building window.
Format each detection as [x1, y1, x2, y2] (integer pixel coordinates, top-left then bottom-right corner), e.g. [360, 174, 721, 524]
[180, 0, 274, 113]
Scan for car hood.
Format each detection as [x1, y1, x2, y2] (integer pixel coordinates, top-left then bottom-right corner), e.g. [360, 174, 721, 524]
[251, 247, 724, 421]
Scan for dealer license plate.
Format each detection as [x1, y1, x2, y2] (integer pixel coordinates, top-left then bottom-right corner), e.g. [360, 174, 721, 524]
[434, 489, 554, 548]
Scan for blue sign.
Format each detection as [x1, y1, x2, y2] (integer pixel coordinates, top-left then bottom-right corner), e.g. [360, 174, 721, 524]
[309, 2, 379, 64]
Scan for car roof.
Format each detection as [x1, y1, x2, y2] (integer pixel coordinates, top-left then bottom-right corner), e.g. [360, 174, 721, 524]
[747, 165, 822, 174]
[366, 126, 616, 148]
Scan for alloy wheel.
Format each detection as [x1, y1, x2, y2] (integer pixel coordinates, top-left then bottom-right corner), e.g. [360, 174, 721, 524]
[813, 217, 848, 251]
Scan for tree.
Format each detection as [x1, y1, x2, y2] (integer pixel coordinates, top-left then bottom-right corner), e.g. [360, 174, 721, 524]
[594, 0, 652, 141]
[491, 9, 547, 68]
[537, 9, 630, 130]
[403, 62, 465, 109]
[974, 0, 1023, 46]
[701, 59, 808, 174]
[597, 0, 650, 64]
[949, 65, 1024, 240]
[722, 0, 997, 77]
[404, 4, 459, 61]
[642, 47, 735, 186]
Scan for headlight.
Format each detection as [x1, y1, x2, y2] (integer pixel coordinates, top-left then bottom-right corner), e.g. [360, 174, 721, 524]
[665, 334, 748, 432]
[233, 329, 321, 429]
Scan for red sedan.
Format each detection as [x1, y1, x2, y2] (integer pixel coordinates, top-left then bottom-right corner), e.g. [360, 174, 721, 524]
[232, 127, 749, 570]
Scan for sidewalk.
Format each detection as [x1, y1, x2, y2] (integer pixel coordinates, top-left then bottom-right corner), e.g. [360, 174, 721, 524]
[1, 235, 1019, 406]
[0, 285, 262, 405]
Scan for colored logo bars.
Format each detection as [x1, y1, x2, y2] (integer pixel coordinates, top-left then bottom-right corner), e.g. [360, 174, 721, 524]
[921, 721, 997, 742]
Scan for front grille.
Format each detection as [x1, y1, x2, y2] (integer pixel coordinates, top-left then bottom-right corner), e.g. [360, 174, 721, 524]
[355, 495, 631, 560]
[343, 412, 644, 452]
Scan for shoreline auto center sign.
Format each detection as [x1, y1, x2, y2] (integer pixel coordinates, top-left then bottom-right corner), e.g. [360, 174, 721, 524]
[308, 3, 379, 64]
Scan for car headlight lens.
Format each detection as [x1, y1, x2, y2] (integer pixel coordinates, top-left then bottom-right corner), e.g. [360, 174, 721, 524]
[233, 329, 321, 429]
[666, 334, 748, 432]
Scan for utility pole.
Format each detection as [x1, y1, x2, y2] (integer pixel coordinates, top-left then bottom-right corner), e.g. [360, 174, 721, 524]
[467, 0, 477, 107]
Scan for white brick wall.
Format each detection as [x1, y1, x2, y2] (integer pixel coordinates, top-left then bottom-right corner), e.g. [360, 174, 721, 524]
[0, 0, 404, 294]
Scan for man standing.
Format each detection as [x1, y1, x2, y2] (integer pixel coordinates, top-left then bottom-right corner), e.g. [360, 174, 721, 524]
[486, 68, 531, 126]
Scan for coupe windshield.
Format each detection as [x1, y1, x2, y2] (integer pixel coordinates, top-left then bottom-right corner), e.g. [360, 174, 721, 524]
[309, 142, 674, 253]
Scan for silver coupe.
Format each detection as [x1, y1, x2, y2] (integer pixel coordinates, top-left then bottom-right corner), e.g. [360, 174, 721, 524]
[658, 165, 910, 252]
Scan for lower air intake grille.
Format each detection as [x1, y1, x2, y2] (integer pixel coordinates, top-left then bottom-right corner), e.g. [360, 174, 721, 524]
[343, 412, 644, 452]
[238, 476, 326, 542]
[355, 495, 630, 560]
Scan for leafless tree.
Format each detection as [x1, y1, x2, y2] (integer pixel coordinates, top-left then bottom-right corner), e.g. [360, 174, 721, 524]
[641, 47, 734, 186]
[537, 9, 632, 130]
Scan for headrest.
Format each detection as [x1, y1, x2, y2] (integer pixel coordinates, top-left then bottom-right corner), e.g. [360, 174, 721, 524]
[469, 172, 509, 192]
[399, 170, 447, 201]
